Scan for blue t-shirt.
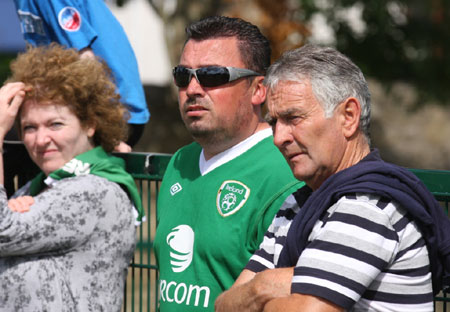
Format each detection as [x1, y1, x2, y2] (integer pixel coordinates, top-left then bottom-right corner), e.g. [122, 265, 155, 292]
[14, 0, 149, 124]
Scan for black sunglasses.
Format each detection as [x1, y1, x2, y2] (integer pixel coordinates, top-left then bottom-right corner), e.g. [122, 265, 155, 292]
[172, 66, 262, 88]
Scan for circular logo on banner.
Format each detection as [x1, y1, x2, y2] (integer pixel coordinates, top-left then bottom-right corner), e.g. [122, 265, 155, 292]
[58, 7, 81, 32]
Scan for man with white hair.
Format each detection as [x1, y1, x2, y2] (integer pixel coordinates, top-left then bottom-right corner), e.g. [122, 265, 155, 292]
[216, 44, 450, 312]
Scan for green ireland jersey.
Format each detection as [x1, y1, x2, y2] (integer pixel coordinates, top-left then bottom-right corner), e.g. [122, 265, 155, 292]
[154, 137, 303, 311]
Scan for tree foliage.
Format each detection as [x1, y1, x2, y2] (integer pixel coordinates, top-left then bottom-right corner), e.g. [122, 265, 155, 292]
[299, 0, 450, 104]
[114, 0, 449, 104]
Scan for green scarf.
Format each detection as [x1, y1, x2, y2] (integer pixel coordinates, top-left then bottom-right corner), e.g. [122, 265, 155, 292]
[29, 146, 144, 222]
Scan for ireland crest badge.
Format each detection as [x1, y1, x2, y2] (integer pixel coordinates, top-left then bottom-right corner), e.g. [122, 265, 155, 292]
[216, 180, 250, 217]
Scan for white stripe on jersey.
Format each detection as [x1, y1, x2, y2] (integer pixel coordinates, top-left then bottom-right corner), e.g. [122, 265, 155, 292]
[297, 248, 381, 284]
[292, 275, 360, 302]
[250, 254, 275, 269]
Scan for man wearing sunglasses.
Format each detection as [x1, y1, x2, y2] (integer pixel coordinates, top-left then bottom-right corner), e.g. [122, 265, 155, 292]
[154, 16, 303, 311]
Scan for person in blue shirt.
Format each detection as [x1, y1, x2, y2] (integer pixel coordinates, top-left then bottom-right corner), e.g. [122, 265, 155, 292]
[13, 0, 149, 150]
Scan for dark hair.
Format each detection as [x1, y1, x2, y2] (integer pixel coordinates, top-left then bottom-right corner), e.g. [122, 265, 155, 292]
[8, 43, 128, 152]
[185, 16, 271, 74]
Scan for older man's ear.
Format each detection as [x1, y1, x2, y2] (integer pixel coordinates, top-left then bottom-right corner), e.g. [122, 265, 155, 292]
[337, 97, 362, 139]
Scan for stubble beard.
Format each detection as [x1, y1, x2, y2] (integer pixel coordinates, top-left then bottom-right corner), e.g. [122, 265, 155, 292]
[182, 97, 253, 151]
[186, 119, 229, 147]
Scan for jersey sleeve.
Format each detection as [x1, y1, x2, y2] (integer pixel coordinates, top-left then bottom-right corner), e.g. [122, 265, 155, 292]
[33, 0, 97, 50]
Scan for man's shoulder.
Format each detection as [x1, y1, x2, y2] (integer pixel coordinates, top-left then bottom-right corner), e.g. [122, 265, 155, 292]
[245, 136, 295, 175]
[243, 135, 287, 164]
[332, 192, 407, 224]
[175, 141, 201, 153]
[175, 141, 202, 154]
[162, 142, 202, 179]
[170, 142, 201, 164]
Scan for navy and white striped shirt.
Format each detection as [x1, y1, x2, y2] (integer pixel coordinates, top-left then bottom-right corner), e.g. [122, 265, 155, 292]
[246, 193, 433, 311]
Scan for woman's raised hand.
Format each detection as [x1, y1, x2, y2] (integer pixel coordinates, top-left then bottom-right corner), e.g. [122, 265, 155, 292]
[0, 82, 27, 140]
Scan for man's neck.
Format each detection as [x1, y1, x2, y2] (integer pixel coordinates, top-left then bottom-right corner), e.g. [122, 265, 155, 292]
[308, 136, 370, 191]
[202, 122, 269, 160]
[338, 136, 371, 172]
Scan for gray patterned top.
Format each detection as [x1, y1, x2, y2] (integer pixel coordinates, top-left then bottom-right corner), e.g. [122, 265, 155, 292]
[0, 175, 137, 312]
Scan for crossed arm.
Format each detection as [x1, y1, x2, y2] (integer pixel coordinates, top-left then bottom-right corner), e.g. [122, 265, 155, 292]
[215, 268, 343, 312]
[215, 268, 293, 312]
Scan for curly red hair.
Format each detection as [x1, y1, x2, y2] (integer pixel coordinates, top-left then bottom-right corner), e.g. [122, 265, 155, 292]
[7, 43, 129, 152]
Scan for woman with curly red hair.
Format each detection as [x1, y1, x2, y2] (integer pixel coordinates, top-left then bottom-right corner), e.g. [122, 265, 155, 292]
[0, 43, 141, 311]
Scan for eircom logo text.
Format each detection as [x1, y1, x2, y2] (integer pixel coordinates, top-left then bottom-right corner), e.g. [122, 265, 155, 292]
[159, 280, 210, 308]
